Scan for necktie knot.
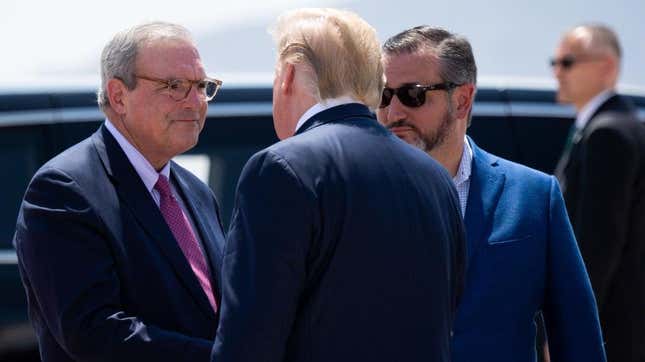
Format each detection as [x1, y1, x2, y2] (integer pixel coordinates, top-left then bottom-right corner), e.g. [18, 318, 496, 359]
[154, 174, 172, 198]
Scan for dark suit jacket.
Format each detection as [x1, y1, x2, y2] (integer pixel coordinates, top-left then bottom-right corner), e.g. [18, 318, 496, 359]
[556, 94, 645, 362]
[13, 125, 226, 362]
[453, 138, 605, 362]
[211, 103, 466, 362]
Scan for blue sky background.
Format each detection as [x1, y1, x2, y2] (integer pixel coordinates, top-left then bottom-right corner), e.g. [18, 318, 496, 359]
[1, 0, 643, 91]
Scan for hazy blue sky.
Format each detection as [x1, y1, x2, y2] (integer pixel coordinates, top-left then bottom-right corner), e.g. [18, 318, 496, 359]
[2, 0, 643, 90]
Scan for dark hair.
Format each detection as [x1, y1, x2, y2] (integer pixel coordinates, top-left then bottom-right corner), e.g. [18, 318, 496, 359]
[383, 25, 477, 86]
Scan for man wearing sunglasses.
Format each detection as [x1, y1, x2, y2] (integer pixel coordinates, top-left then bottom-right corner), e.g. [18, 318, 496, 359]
[553, 24, 645, 362]
[13, 22, 225, 361]
[377, 25, 605, 362]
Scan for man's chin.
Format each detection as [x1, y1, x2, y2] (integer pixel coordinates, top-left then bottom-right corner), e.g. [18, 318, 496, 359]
[556, 90, 572, 104]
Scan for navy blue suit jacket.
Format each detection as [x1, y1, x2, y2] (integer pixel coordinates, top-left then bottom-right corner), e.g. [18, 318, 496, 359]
[211, 103, 466, 362]
[13, 125, 226, 361]
[452, 137, 605, 362]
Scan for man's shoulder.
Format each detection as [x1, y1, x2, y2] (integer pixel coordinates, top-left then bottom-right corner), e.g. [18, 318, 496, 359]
[587, 102, 644, 149]
[474, 144, 553, 187]
[592, 94, 640, 125]
[261, 115, 374, 159]
[39, 133, 99, 177]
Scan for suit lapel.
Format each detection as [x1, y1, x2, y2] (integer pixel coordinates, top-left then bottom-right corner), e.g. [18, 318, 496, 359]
[464, 137, 505, 266]
[556, 94, 632, 191]
[171, 166, 224, 300]
[92, 125, 215, 318]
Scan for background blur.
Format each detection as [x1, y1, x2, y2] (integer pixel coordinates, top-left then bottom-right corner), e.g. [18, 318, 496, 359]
[1, 0, 644, 90]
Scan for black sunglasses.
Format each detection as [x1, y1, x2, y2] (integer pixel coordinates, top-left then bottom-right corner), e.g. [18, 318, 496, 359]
[379, 82, 461, 108]
[549, 55, 600, 70]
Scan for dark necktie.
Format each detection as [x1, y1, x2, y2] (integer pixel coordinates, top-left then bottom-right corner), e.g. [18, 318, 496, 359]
[154, 174, 217, 313]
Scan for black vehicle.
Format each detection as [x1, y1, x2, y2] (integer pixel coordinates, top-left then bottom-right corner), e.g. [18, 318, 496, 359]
[1, 79, 643, 360]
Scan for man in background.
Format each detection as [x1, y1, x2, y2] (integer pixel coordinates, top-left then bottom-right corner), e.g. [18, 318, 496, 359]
[377, 25, 605, 362]
[13, 22, 225, 361]
[211, 9, 465, 362]
[553, 23, 645, 362]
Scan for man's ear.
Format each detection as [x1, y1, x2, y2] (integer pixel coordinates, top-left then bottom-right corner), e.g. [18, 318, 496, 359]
[107, 78, 128, 114]
[453, 83, 475, 120]
[280, 63, 296, 95]
[601, 54, 620, 85]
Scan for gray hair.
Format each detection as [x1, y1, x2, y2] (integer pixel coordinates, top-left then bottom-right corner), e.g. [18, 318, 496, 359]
[382, 25, 477, 87]
[97, 21, 194, 111]
[567, 23, 622, 60]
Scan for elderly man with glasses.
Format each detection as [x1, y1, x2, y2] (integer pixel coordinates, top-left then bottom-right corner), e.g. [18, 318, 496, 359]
[13, 21, 225, 361]
[553, 24, 645, 362]
[377, 25, 606, 362]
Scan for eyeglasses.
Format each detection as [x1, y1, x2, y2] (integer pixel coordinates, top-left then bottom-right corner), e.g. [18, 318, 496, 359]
[134, 74, 222, 102]
[379, 82, 461, 108]
[549, 55, 599, 70]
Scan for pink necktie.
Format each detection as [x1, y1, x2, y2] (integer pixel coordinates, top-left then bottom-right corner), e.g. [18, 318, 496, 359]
[154, 174, 217, 313]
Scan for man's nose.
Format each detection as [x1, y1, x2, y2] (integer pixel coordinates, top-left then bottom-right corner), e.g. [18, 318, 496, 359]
[182, 83, 205, 109]
[552, 62, 566, 79]
[384, 95, 408, 124]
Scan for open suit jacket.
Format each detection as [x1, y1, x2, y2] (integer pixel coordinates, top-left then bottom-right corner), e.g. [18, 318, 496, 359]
[211, 103, 466, 362]
[452, 137, 606, 362]
[556, 94, 645, 362]
[13, 125, 226, 362]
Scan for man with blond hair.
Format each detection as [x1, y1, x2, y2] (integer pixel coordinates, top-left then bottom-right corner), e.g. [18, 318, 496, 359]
[211, 8, 465, 362]
[553, 24, 645, 362]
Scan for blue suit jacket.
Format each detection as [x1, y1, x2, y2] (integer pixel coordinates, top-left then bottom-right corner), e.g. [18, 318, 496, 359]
[451, 137, 605, 362]
[13, 125, 226, 361]
[212, 103, 466, 362]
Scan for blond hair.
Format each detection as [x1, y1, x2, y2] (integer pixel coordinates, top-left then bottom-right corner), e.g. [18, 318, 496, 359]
[270, 8, 384, 110]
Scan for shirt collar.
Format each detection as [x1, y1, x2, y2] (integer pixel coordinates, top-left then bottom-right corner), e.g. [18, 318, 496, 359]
[104, 119, 170, 192]
[453, 136, 473, 187]
[575, 89, 615, 130]
[295, 96, 362, 132]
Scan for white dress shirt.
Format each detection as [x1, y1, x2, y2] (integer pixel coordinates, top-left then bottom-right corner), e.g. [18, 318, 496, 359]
[452, 137, 473, 217]
[575, 89, 614, 130]
[295, 96, 362, 132]
[104, 119, 204, 247]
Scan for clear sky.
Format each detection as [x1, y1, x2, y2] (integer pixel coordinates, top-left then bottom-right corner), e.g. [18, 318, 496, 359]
[1, 0, 643, 91]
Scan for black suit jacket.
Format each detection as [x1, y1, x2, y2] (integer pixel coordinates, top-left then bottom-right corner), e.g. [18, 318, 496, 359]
[211, 103, 466, 362]
[556, 94, 645, 361]
[13, 125, 226, 362]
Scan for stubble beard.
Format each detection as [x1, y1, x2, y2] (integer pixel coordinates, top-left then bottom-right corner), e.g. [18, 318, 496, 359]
[416, 106, 455, 155]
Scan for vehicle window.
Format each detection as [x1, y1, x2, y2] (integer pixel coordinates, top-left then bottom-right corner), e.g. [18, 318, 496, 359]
[0, 126, 47, 249]
[468, 115, 519, 163]
[190, 115, 278, 227]
[174, 154, 212, 185]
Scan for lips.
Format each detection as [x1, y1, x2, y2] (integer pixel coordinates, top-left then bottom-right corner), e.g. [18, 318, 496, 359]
[389, 125, 416, 137]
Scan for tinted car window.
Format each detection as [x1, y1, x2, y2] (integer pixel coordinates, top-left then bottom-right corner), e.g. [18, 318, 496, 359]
[0, 126, 48, 248]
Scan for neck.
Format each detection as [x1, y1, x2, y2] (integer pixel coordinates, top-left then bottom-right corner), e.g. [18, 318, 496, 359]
[575, 87, 614, 112]
[289, 94, 317, 133]
[429, 137, 465, 177]
[107, 112, 169, 171]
